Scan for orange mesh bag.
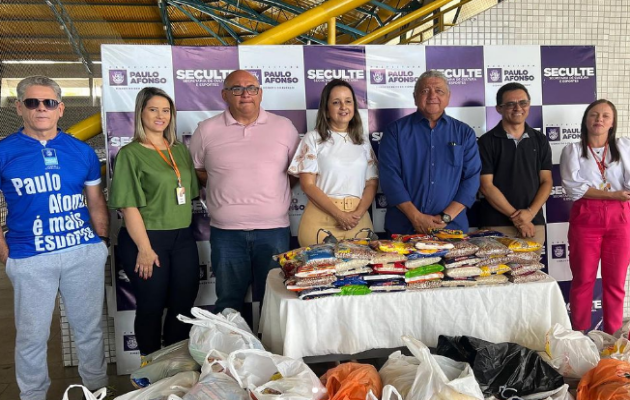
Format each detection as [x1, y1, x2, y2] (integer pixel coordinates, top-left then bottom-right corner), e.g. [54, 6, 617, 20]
[577, 359, 630, 400]
[320, 362, 383, 400]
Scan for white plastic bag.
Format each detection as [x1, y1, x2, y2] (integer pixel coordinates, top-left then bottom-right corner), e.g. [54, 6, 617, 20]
[226, 348, 326, 400]
[130, 339, 200, 388]
[366, 385, 403, 400]
[181, 367, 249, 400]
[178, 307, 264, 365]
[62, 385, 107, 400]
[484, 384, 574, 400]
[403, 336, 484, 400]
[544, 323, 600, 378]
[113, 371, 199, 400]
[378, 351, 419, 398]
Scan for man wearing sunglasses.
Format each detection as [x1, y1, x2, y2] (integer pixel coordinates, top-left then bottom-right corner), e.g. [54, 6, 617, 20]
[190, 70, 299, 318]
[0, 76, 109, 399]
[477, 82, 552, 244]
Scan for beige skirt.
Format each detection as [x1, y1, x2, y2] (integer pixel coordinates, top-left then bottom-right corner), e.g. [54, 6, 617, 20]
[297, 197, 374, 247]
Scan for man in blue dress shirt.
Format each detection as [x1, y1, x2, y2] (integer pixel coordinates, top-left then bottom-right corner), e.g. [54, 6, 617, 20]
[379, 70, 482, 234]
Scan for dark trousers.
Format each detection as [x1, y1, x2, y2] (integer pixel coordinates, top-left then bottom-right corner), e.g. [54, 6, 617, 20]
[118, 226, 200, 355]
[210, 226, 290, 315]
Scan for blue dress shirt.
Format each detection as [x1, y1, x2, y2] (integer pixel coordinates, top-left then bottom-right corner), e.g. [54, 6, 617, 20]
[379, 111, 481, 233]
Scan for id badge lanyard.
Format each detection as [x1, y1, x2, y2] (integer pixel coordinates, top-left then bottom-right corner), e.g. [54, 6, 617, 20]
[588, 144, 610, 191]
[150, 139, 186, 205]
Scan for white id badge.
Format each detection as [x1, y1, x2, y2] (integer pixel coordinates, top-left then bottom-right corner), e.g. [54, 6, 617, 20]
[176, 187, 186, 205]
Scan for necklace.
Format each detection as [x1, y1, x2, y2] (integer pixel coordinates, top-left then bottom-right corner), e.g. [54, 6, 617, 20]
[332, 131, 349, 143]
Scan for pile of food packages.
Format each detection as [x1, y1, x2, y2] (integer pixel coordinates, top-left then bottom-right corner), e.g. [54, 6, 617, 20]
[274, 229, 547, 300]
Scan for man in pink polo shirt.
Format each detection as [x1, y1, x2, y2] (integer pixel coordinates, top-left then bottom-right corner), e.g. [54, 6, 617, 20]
[190, 70, 299, 314]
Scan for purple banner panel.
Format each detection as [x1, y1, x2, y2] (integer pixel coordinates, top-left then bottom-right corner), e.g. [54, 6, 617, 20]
[106, 112, 134, 175]
[303, 46, 367, 110]
[172, 47, 239, 111]
[541, 46, 596, 105]
[558, 279, 604, 331]
[547, 165, 573, 224]
[485, 106, 543, 132]
[368, 108, 416, 157]
[425, 46, 485, 107]
[269, 110, 308, 135]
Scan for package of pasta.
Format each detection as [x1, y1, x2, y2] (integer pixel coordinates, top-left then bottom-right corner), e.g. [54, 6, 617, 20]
[273, 247, 309, 266]
[298, 287, 341, 300]
[405, 272, 443, 284]
[405, 256, 442, 269]
[406, 280, 442, 290]
[476, 255, 513, 268]
[444, 266, 482, 279]
[371, 240, 416, 254]
[333, 276, 367, 287]
[300, 244, 338, 266]
[391, 233, 434, 242]
[509, 262, 544, 276]
[495, 237, 542, 253]
[442, 255, 481, 269]
[405, 264, 444, 278]
[408, 249, 449, 258]
[478, 264, 511, 277]
[369, 280, 407, 292]
[429, 228, 465, 239]
[475, 275, 509, 285]
[294, 263, 337, 278]
[469, 237, 510, 257]
[441, 278, 478, 287]
[507, 251, 542, 264]
[443, 240, 479, 259]
[372, 262, 407, 274]
[336, 266, 373, 277]
[337, 285, 372, 296]
[468, 229, 505, 238]
[285, 275, 337, 291]
[334, 242, 376, 260]
[370, 252, 407, 264]
[413, 240, 454, 250]
[336, 259, 370, 272]
[509, 270, 548, 283]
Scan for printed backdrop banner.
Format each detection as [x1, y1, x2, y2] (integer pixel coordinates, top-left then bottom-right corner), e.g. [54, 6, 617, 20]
[102, 45, 597, 374]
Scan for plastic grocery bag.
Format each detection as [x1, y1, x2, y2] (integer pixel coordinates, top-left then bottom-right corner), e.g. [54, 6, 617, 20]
[182, 366, 248, 400]
[113, 371, 199, 400]
[378, 351, 419, 398]
[62, 385, 107, 400]
[545, 323, 600, 378]
[403, 336, 484, 400]
[130, 339, 200, 388]
[485, 384, 573, 400]
[226, 348, 326, 399]
[436, 335, 564, 398]
[321, 362, 383, 400]
[366, 385, 403, 400]
[577, 359, 630, 400]
[177, 307, 264, 365]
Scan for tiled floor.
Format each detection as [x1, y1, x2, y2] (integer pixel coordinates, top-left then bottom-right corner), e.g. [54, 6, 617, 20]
[0, 264, 135, 400]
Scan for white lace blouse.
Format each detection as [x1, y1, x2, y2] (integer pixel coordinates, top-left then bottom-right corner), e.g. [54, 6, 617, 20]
[288, 130, 378, 199]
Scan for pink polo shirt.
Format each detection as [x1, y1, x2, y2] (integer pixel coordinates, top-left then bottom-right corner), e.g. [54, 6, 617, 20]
[190, 108, 299, 230]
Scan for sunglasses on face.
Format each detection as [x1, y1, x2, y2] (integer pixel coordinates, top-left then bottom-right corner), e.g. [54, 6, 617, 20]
[21, 98, 61, 110]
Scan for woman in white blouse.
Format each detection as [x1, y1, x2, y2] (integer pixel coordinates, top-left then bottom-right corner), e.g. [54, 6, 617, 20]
[560, 99, 630, 334]
[289, 79, 378, 246]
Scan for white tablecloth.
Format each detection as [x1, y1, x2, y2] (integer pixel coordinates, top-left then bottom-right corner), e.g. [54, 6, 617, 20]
[259, 268, 571, 360]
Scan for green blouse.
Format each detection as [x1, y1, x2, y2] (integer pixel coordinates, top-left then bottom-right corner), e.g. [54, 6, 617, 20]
[108, 141, 199, 230]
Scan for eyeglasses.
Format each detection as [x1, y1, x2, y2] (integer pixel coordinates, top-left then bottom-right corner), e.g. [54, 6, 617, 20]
[223, 85, 260, 96]
[499, 100, 530, 109]
[21, 98, 61, 110]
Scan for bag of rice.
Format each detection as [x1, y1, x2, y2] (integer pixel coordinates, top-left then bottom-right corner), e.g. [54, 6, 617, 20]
[299, 287, 341, 300]
[405, 271, 443, 283]
[508, 262, 544, 276]
[507, 252, 542, 264]
[475, 275, 508, 285]
[475, 255, 512, 268]
[336, 266, 373, 277]
[371, 252, 407, 264]
[478, 264, 511, 277]
[405, 264, 444, 278]
[441, 279, 478, 287]
[414, 240, 454, 250]
[372, 262, 407, 274]
[294, 263, 336, 278]
[469, 237, 510, 257]
[509, 270, 548, 283]
[405, 256, 442, 269]
[301, 245, 338, 266]
[407, 280, 442, 290]
[443, 240, 479, 258]
[444, 266, 482, 279]
[370, 280, 407, 292]
[337, 285, 372, 296]
[334, 242, 376, 260]
[285, 274, 337, 291]
[495, 237, 542, 253]
[408, 249, 449, 258]
[335, 259, 370, 272]
[333, 276, 367, 287]
[443, 255, 481, 269]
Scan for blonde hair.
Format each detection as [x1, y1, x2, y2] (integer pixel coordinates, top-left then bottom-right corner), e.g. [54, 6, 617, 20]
[133, 87, 177, 146]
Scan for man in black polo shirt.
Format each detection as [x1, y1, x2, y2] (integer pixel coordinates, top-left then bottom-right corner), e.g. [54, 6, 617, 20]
[477, 82, 552, 244]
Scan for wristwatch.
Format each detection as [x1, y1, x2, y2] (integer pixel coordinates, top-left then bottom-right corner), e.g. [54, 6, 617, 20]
[440, 212, 452, 224]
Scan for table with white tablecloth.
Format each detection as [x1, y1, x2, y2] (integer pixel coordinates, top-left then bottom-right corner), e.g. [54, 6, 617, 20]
[259, 268, 571, 360]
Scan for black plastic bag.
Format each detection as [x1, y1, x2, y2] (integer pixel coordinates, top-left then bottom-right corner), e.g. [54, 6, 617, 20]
[436, 335, 564, 399]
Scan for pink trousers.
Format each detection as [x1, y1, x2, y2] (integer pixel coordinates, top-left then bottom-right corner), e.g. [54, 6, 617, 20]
[568, 198, 630, 333]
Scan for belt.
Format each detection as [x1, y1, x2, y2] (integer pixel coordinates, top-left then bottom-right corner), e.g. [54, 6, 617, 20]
[330, 197, 359, 211]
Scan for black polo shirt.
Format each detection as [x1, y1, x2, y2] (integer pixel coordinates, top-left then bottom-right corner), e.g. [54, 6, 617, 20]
[477, 122, 552, 227]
